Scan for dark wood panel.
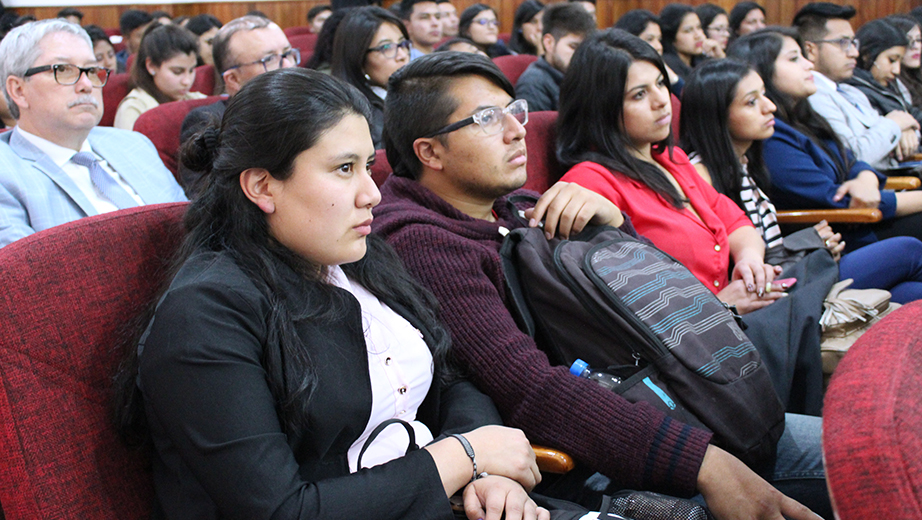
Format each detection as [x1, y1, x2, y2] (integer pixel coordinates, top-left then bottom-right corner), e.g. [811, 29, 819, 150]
[8, 0, 922, 36]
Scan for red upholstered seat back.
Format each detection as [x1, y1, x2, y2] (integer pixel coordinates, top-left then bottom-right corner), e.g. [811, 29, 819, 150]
[824, 300, 922, 520]
[289, 33, 319, 57]
[284, 26, 314, 38]
[100, 73, 132, 127]
[493, 54, 538, 85]
[191, 64, 216, 95]
[133, 95, 225, 180]
[0, 202, 189, 520]
[371, 148, 392, 187]
[523, 110, 561, 193]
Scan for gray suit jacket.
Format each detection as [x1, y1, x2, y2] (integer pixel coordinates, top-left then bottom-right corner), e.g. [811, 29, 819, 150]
[0, 126, 187, 247]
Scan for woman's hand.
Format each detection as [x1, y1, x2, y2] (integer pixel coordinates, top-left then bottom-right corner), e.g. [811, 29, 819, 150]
[527, 181, 624, 240]
[730, 255, 780, 298]
[717, 279, 786, 314]
[702, 38, 725, 59]
[463, 475, 550, 520]
[812, 220, 844, 261]
[833, 171, 881, 209]
[464, 425, 541, 491]
[897, 129, 920, 161]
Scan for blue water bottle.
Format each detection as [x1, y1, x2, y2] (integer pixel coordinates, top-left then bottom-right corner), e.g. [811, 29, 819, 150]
[570, 359, 622, 390]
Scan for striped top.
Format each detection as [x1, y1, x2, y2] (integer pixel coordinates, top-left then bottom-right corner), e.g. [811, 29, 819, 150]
[688, 152, 783, 248]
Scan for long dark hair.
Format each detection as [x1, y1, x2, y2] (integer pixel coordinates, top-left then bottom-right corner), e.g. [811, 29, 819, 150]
[728, 27, 850, 182]
[557, 28, 684, 208]
[114, 68, 452, 444]
[331, 6, 409, 109]
[508, 0, 544, 55]
[131, 23, 199, 104]
[306, 8, 350, 70]
[681, 58, 770, 208]
[659, 3, 696, 56]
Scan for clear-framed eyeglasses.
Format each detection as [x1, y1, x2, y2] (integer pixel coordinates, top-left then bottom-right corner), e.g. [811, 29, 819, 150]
[424, 99, 528, 138]
[226, 48, 301, 73]
[23, 63, 111, 87]
[366, 39, 413, 59]
[811, 37, 860, 53]
[473, 18, 500, 27]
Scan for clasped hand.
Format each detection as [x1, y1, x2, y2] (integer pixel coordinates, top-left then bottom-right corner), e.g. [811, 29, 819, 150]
[833, 171, 880, 209]
[524, 181, 624, 240]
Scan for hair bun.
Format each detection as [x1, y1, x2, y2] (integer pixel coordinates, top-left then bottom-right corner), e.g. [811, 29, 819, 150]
[179, 123, 220, 175]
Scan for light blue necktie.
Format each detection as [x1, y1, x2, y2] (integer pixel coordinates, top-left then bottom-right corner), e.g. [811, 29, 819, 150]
[71, 151, 138, 210]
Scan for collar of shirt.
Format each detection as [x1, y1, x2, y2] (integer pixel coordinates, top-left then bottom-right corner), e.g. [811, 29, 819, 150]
[813, 70, 836, 92]
[16, 126, 93, 168]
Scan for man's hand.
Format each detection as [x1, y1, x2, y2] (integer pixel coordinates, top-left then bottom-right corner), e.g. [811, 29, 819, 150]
[897, 129, 920, 161]
[886, 110, 919, 131]
[833, 171, 880, 209]
[698, 445, 822, 520]
[525, 181, 624, 239]
[463, 476, 550, 520]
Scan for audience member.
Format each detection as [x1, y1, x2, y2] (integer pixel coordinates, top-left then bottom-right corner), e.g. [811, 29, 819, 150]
[435, 36, 486, 55]
[114, 23, 205, 130]
[0, 86, 13, 128]
[696, 3, 730, 54]
[116, 64, 569, 520]
[681, 58, 922, 303]
[180, 15, 298, 191]
[0, 20, 185, 248]
[729, 27, 922, 251]
[304, 8, 349, 73]
[459, 4, 511, 58]
[660, 4, 707, 83]
[515, 3, 594, 112]
[84, 25, 118, 72]
[400, 0, 443, 59]
[794, 2, 919, 171]
[614, 9, 682, 91]
[847, 19, 922, 127]
[729, 1, 765, 38]
[306, 4, 332, 33]
[56, 7, 83, 25]
[150, 10, 173, 26]
[117, 10, 153, 73]
[332, 6, 409, 149]
[437, 0, 459, 37]
[375, 50, 830, 520]
[887, 14, 922, 111]
[567, 0, 596, 24]
[185, 14, 222, 67]
[508, 0, 544, 56]
[174, 15, 190, 27]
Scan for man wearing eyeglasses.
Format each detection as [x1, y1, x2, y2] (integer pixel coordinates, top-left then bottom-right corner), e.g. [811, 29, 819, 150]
[795, 2, 920, 171]
[0, 19, 186, 248]
[180, 16, 298, 192]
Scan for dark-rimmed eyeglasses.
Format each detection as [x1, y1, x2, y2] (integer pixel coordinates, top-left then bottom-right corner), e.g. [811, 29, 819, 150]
[811, 37, 860, 53]
[473, 18, 500, 27]
[366, 39, 412, 59]
[424, 99, 528, 138]
[226, 48, 301, 73]
[23, 63, 111, 87]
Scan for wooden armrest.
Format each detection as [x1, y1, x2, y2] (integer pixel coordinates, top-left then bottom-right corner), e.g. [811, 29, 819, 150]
[533, 445, 575, 474]
[776, 208, 883, 224]
[907, 153, 922, 162]
[884, 176, 921, 190]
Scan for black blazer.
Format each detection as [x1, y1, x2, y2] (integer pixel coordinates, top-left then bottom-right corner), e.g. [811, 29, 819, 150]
[138, 245, 501, 520]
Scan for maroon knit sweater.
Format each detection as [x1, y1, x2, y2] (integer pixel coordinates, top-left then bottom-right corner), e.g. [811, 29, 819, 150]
[372, 175, 713, 496]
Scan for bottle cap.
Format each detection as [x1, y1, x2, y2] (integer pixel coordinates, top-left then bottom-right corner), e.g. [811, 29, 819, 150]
[569, 359, 589, 376]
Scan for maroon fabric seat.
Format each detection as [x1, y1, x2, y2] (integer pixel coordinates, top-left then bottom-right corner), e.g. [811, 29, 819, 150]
[289, 33, 319, 57]
[0, 202, 189, 520]
[493, 54, 538, 85]
[824, 300, 922, 519]
[133, 95, 225, 180]
[371, 148, 392, 187]
[284, 26, 314, 38]
[522, 110, 561, 193]
[191, 64, 216, 96]
[100, 72, 131, 127]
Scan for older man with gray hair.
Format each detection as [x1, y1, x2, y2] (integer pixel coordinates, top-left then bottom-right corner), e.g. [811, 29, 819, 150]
[178, 15, 299, 191]
[0, 19, 186, 248]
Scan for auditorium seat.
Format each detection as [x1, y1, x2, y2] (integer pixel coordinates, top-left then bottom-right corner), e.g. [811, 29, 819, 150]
[100, 72, 132, 127]
[522, 110, 562, 193]
[133, 95, 225, 181]
[289, 33, 319, 58]
[191, 64, 217, 95]
[493, 54, 538, 85]
[0, 202, 188, 520]
[284, 26, 314, 38]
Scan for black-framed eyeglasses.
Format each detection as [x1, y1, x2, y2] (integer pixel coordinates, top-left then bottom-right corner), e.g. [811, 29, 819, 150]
[811, 37, 860, 53]
[366, 39, 412, 59]
[424, 99, 528, 138]
[226, 48, 301, 73]
[23, 63, 111, 87]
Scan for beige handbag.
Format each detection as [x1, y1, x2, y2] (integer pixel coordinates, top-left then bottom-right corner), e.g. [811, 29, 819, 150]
[820, 279, 899, 378]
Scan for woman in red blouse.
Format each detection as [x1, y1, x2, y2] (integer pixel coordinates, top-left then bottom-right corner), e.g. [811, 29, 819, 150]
[558, 28, 785, 315]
